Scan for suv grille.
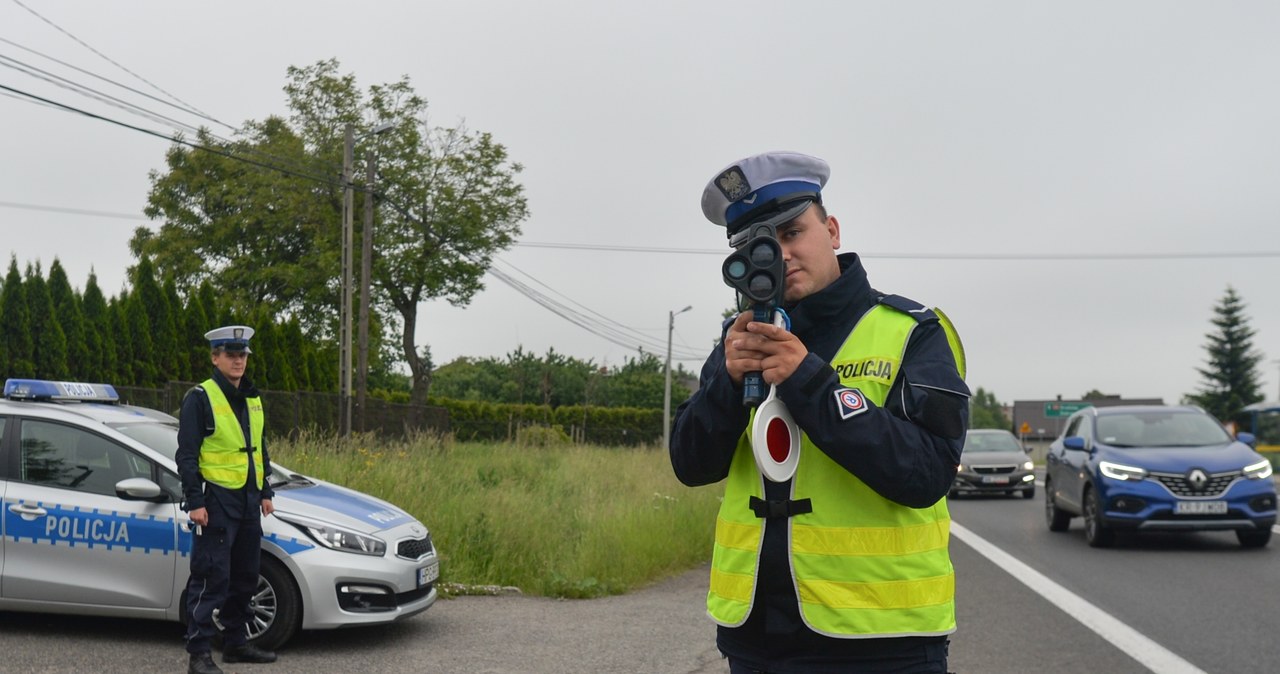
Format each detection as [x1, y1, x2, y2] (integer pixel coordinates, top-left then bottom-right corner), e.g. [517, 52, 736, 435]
[1150, 470, 1240, 498]
[974, 465, 1016, 475]
[397, 534, 433, 561]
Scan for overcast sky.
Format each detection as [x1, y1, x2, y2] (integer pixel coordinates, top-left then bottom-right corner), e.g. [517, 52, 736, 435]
[4, 0, 1279, 407]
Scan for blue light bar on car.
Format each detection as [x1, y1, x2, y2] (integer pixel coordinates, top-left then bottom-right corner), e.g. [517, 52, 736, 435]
[3, 379, 120, 403]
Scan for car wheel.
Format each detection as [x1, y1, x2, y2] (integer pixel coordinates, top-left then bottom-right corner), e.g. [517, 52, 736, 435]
[1237, 528, 1272, 549]
[215, 555, 302, 651]
[1083, 486, 1115, 548]
[1044, 479, 1070, 532]
[1022, 486, 1036, 499]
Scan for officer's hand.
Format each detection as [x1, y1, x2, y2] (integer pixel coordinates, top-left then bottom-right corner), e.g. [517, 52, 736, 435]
[261, 498, 274, 517]
[725, 312, 808, 386]
[724, 312, 761, 385]
[189, 507, 209, 527]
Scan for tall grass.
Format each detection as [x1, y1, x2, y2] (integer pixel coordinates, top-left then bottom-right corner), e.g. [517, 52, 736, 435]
[270, 431, 723, 598]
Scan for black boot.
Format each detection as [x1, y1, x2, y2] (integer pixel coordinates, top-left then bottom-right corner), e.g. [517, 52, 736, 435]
[223, 643, 278, 664]
[189, 652, 224, 674]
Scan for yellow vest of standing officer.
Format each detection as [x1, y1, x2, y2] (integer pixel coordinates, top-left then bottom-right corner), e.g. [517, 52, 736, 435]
[198, 379, 265, 489]
[708, 303, 964, 637]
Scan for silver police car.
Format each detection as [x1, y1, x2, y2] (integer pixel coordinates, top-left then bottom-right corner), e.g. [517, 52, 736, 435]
[0, 379, 439, 649]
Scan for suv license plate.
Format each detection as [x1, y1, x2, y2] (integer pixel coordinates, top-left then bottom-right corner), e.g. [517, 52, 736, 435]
[982, 476, 1009, 484]
[1174, 501, 1227, 515]
[418, 563, 439, 587]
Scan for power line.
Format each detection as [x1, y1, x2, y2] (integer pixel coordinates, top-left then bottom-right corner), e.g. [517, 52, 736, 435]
[0, 200, 143, 221]
[514, 241, 1280, 260]
[9, 0, 213, 120]
[0, 36, 235, 131]
[0, 52, 343, 185]
[3, 197, 1277, 263]
[0, 82, 341, 188]
[0, 53, 213, 137]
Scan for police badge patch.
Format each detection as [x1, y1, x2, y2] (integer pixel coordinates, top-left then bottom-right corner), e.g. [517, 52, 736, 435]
[834, 388, 868, 420]
[715, 166, 751, 201]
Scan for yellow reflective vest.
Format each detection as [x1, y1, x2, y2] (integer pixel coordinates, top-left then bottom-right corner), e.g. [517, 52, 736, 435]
[708, 303, 964, 637]
[198, 379, 265, 490]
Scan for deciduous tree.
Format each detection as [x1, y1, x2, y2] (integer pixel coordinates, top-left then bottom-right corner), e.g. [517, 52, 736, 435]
[134, 58, 528, 405]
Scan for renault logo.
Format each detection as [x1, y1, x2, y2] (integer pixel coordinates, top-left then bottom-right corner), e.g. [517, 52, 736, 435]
[1187, 469, 1208, 490]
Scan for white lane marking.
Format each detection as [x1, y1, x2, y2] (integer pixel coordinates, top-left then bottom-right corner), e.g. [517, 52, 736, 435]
[950, 521, 1206, 674]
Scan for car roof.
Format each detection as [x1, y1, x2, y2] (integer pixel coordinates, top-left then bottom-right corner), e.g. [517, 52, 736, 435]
[966, 429, 1014, 435]
[1090, 404, 1202, 416]
[0, 397, 178, 427]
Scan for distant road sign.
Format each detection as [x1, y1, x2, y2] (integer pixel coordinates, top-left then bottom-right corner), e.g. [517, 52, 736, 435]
[1044, 402, 1091, 418]
[1020, 422, 1031, 434]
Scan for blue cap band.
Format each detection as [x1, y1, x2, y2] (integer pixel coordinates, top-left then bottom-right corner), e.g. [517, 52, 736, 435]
[724, 180, 820, 229]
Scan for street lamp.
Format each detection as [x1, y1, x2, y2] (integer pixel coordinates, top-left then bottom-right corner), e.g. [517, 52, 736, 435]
[340, 121, 395, 437]
[664, 305, 693, 449]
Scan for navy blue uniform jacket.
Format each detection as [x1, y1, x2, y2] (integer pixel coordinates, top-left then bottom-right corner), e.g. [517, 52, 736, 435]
[669, 252, 970, 671]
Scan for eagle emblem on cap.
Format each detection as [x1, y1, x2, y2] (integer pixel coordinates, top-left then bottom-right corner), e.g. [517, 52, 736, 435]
[716, 166, 751, 201]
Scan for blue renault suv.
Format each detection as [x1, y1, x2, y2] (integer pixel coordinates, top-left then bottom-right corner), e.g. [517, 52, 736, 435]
[1044, 404, 1276, 548]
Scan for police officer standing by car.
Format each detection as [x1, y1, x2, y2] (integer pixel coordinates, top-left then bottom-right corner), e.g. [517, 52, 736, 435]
[670, 152, 970, 673]
[177, 325, 279, 674]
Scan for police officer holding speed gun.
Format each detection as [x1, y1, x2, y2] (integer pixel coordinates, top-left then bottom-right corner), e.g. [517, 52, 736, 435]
[177, 325, 278, 674]
[669, 152, 970, 674]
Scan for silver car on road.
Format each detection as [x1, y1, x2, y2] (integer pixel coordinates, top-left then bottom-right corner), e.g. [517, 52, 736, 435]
[0, 379, 439, 649]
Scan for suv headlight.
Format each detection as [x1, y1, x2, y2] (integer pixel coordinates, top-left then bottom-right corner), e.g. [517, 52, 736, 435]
[1100, 461, 1147, 481]
[1023, 460, 1034, 471]
[1244, 459, 1274, 480]
[278, 514, 386, 556]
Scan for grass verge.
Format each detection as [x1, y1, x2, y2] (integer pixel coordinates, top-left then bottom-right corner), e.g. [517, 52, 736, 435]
[270, 431, 722, 598]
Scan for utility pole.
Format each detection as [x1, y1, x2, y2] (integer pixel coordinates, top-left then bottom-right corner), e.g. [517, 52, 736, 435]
[664, 305, 692, 449]
[356, 121, 394, 434]
[339, 124, 354, 437]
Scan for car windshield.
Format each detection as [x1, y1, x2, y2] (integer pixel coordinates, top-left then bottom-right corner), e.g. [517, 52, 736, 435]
[111, 421, 179, 460]
[1095, 411, 1232, 448]
[964, 432, 1021, 453]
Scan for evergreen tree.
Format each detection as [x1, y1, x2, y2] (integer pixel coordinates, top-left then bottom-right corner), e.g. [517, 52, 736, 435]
[81, 273, 111, 381]
[123, 290, 159, 386]
[1, 258, 35, 377]
[131, 257, 179, 383]
[108, 294, 134, 384]
[48, 260, 90, 378]
[182, 284, 212, 381]
[163, 278, 191, 382]
[1187, 286, 1264, 420]
[25, 264, 69, 379]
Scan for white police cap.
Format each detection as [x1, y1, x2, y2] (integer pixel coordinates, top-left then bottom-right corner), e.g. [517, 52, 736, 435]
[205, 325, 254, 353]
[701, 151, 830, 236]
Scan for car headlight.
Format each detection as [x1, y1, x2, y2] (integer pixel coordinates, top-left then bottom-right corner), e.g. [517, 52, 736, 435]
[278, 514, 386, 556]
[1099, 461, 1147, 481]
[1244, 459, 1274, 480]
[956, 463, 966, 473]
[1023, 460, 1034, 471]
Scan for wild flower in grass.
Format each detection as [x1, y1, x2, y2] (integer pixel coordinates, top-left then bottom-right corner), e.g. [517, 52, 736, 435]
[651, 492, 677, 509]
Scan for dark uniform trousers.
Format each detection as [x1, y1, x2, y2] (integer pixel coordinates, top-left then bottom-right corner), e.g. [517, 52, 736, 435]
[185, 499, 263, 654]
[726, 640, 951, 674]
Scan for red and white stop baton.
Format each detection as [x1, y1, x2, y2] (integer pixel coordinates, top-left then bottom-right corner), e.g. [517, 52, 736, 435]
[751, 311, 800, 482]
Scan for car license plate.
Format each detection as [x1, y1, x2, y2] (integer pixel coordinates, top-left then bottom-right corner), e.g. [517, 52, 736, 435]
[981, 476, 1009, 484]
[1174, 500, 1227, 515]
[418, 563, 439, 587]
